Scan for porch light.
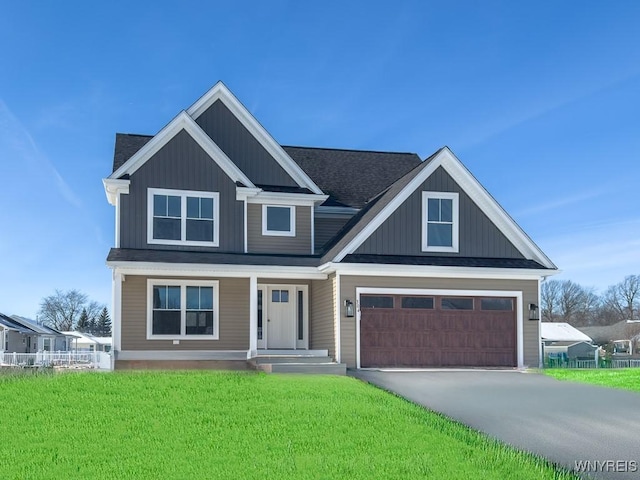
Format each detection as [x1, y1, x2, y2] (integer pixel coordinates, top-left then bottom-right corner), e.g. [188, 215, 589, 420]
[528, 303, 539, 321]
[345, 299, 355, 318]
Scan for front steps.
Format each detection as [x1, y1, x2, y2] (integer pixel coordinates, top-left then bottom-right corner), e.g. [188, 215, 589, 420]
[250, 349, 346, 375]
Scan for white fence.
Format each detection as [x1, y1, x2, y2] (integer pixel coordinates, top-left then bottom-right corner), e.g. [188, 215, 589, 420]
[0, 351, 111, 370]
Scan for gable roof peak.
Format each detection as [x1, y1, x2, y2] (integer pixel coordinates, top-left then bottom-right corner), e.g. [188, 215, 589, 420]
[186, 82, 324, 195]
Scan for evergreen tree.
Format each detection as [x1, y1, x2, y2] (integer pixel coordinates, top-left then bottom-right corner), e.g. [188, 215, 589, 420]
[88, 315, 98, 336]
[76, 308, 90, 332]
[96, 307, 112, 336]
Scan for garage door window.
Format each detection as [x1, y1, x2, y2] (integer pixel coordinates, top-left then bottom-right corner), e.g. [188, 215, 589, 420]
[481, 298, 513, 310]
[401, 297, 434, 309]
[441, 297, 473, 310]
[361, 296, 394, 309]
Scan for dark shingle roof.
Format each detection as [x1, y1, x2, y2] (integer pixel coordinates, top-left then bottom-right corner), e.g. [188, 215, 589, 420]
[342, 254, 546, 269]
[111, 136, 420, 209]
[321, 149, 442, 262]
[579, 321, 640, 345]
[107, 248, 321, 267]
[283, 146, 420, 208]
[0, 313, 36, 334]
[112, 133, 152, 173]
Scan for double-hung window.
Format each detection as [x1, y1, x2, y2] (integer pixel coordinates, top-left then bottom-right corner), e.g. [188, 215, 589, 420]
[422, 192, 459, 252]
[147, 280, 219, 339]
[148, 188, 219, 246]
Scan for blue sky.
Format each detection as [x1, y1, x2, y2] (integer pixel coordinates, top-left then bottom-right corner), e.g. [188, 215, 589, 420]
[1, 1, 639, 318]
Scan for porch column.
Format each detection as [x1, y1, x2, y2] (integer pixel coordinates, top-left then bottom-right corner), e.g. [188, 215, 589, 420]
[249, 275, 258, 358]
[112, 271, 123, 352]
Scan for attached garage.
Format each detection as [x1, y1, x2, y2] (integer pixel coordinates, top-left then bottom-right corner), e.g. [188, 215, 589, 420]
[358, 292, 518, 368]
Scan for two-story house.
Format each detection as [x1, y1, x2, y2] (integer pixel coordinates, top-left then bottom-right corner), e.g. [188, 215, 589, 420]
[103, 82, 557, 371]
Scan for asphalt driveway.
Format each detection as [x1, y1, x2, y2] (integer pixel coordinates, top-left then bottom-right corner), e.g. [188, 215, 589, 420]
[351, 370, 640, 480]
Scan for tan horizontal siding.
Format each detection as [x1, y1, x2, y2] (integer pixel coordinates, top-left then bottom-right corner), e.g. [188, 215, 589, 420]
[339, 276, 539, 368]
[247, 204, 312, 254]
[310, 275, 335, 358]
[121, 275, 249, 351]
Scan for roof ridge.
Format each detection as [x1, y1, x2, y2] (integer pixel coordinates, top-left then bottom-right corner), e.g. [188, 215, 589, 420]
[282, 144, 419, 156]
[116, 133, 154, 138]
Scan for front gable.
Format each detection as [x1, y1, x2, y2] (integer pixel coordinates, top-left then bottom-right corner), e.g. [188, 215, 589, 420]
[120, 129, 243, 252]
[187, 82, 323, 194]
[330, 147, 556, 269]
[355, 166, 524, 258]
[195, 99, 299, 188]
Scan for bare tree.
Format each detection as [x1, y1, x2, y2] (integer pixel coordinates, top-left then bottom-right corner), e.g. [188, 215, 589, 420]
[573, 287, 600, 326]
[558, 280, 587, 323]
[37, 290, 99, 331]
[617, 275, 639, 320]
[541, 280, 561, 321]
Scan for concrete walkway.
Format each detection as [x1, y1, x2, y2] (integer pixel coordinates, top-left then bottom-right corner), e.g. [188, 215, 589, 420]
[351, 370, 640, 480]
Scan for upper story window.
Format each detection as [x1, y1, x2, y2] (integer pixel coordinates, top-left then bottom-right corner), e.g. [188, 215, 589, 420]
[147, 188, 219, 247]
[262, 205, 295, 237]
[422, 192, 459, 252]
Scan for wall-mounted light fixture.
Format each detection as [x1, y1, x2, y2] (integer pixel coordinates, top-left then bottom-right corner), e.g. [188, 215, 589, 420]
[345, 299, 355, 317]
[529, 303, 539, 321]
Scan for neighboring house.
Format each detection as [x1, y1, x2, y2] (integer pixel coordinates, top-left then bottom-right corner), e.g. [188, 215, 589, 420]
[579, 321, 640, 355]
[63, 331, 112, 352]
[103, 81, 558, 370]
[10, 316, 69, 351]
[0, 312, 38, 353]
[540, 322, 596, 361]
[540, 322, 593, 345]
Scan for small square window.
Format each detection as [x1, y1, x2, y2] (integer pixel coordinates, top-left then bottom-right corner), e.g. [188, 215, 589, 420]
[262, 205, 295, 236]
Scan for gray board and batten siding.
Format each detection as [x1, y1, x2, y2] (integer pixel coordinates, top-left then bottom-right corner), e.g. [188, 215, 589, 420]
[119, 129, 244, 253]
[247, 204, 312, 254]
[315, 215, 352, 252]
[194, 99, 299, 188]
[355, 166, 525, 258]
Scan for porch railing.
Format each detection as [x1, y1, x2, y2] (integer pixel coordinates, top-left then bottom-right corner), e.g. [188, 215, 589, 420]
[0, 351, 111, 369]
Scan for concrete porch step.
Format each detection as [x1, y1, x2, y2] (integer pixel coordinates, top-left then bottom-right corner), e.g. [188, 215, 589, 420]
[259, 362, 347, 375]
[253, 356, 334, 365]
[256, 349, 329, 357]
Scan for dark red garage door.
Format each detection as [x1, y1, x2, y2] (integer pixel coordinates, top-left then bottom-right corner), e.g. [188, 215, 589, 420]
[360, 294, 516, 368]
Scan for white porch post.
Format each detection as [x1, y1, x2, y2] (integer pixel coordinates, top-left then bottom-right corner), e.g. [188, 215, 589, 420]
[249, 275, 258, 358]
[113, 271, 123, 353]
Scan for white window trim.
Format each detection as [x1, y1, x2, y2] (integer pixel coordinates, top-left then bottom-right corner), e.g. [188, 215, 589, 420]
[422, 191, 459, 253]
[146, 279, 220, 340]
[262, 204, 296, 237]
[147, 188, 220, 247]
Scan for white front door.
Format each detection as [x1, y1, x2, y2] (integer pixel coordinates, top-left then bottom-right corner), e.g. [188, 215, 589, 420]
[267, 286, 295, 349]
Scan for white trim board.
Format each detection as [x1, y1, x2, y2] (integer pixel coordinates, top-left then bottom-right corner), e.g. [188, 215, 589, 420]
[107, 262, 328, 280]
[319, 262, 559, 280]
[108, 111, 254, 187]
[186, 81, 323, 195]
[354, 287, 524, 369]
[332, 147, 556, 270]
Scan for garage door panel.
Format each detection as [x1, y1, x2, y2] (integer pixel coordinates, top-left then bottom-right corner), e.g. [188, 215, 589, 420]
[360, 294, 517, 368]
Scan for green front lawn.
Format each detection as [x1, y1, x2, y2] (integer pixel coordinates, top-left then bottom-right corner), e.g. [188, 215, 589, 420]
[544, 368, 640, 392]
[0, 371, 575, 479]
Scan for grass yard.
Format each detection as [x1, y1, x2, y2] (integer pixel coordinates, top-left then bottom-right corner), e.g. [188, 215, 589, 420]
[0, 371, 576, 480]
[544, 368, 640, 392]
